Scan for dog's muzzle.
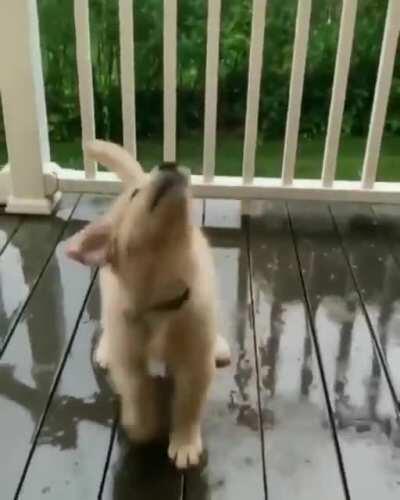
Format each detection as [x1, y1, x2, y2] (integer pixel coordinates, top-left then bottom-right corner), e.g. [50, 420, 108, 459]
[150, 166, 189, 211]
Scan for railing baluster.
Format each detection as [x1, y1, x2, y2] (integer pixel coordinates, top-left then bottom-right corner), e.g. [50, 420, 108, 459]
[74, 0, 96, 179]
[163, 0, 177, 162]
[203, 0, 222, 182]
[281, 0, 312, 186]
[321, 0, 358, 188]
[361, 0, 400, 190]
[119, 0, 137, 158]
[242, 0, 268, 184]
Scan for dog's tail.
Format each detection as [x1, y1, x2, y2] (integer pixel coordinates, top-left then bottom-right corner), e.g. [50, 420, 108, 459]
[85, 140, 145, 185]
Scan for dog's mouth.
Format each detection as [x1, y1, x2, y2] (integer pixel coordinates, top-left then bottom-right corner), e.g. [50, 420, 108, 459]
[150, 165, 189, 211]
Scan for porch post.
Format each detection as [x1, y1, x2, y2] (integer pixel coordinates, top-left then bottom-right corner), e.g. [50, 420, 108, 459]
[0, 0, 60, 214]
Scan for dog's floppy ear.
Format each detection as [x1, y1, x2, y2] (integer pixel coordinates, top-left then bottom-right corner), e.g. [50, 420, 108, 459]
[65, 220, 112, 267]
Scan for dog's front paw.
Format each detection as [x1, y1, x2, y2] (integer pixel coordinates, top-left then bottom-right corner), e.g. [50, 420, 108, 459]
[168, 429, 203, 469]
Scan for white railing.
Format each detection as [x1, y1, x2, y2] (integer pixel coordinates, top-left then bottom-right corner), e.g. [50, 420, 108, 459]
[0, 0, 399, 214]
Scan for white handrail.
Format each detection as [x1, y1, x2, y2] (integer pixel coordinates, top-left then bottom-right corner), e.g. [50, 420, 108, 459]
[56, 169, 400, 204]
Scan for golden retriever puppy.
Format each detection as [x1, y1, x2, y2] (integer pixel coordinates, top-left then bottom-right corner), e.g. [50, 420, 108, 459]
[65, 141, 230, 468]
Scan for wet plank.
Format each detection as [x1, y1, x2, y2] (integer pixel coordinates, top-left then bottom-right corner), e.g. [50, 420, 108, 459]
[0, 195, 79, 354]
[332, 203, 400, 401]
[0, 195, 112, 499]
[0, 213, 21, 254]
[372, 204, 400, 263]
[191, 198, 204, 227]
[248, 201, 346, 500]
[288, 200, 400, 500]
[372, 203, 400, 404]
[204, 199, 242, 228]
[18, 281, 115, 499]
[185, 200, 265, 500]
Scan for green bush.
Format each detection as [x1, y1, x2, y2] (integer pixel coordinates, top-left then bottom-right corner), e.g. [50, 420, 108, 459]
[1, 0, 399, 144]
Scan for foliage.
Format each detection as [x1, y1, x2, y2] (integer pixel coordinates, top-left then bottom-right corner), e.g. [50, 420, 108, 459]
[1, 0, 399, 144]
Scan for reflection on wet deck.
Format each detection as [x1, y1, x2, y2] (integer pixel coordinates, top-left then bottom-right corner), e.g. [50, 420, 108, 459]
[0, 196, 399, 499]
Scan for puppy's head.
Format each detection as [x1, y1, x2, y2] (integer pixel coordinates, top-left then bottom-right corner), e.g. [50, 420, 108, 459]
[66, 142, 192, 302]
[109, 161, 191, 268]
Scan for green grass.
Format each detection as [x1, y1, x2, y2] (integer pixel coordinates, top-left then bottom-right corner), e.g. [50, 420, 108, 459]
[1, 134, 399, 181]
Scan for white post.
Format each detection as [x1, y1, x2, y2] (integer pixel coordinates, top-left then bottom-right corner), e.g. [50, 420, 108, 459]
[203, 0, 222, 182]
[0, 0, 60, 214]
[361, 0, 400, 190]
[321, 0, 358, 188]
[281, 0, 312, 186]
[163, 0, 177, 162]
[119, 0, 137, 159]
[74, 0, 97, 178]
[242, 0, 268, 184]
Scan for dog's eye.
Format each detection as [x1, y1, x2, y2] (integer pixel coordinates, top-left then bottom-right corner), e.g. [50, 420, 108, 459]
[130, 188, 139, 201]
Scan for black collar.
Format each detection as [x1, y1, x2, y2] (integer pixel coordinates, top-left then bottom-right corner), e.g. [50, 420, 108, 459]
[124, 288, 190, 324]
[150, 287, 190, 312]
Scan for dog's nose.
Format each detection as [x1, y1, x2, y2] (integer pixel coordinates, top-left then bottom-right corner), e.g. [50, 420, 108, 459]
[159, 161, 178, 171]
[158, 162, 190, 178]
[159, 167, 187, 185]
[151, 167, 188, 211]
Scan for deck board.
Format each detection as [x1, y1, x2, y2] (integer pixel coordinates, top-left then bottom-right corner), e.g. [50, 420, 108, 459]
[0, 195, 79, 355]
[185, 200, 265, 500]
[373, 204, 400, 268]
[101, 429, 183, 500]
[288, 201, 400, 500]
[0, 195, 111, 499]
[332, 203, 400, 401]
[372, 203, 400, 405]
[0, 213, 21, 254]
[248, 201, 346, 500]
[18, 280, 115, 499]
[1, 196, 400, 498]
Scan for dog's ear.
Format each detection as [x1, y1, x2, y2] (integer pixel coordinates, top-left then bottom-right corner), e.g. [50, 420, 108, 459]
[65, 220, 112, 267]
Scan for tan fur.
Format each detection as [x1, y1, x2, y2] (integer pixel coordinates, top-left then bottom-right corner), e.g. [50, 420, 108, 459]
[66, 141, 230, 469]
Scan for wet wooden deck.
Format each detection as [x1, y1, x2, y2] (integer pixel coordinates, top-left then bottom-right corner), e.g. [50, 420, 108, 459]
[1, 195, 400, 500]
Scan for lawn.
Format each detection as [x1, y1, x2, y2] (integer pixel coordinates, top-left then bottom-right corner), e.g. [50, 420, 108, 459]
[1, 134, 399, 181]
